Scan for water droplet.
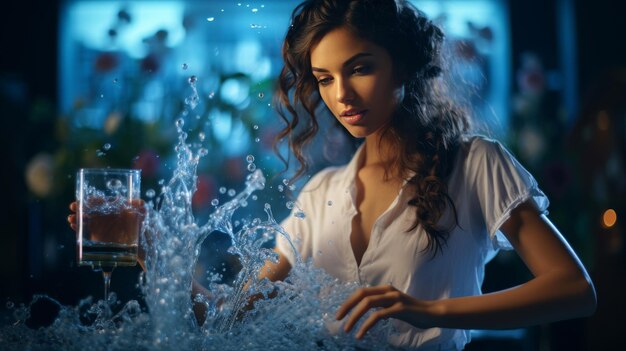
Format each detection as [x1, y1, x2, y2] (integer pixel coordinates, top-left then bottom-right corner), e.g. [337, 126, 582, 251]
[208, 91, 215, 99]
[198, 132, 205, 141]
[176, 118, 184, 129]
[317, 250, 323, 256]
[286, 201, 294, 209]
[96, 150, 106, 157]
[253, 124, 259, 130]
[289, 185, 296, 191]
[251, 195, 258, 201]
[327, 200, 333, 206]
[181, 63, 188, 70]
[254, 137, 260, 143]
[247, 163, 256, 172]
[251, 8, 258, 13]
[277, 185, 284, 192]
[211, 199, 219, 206]
[237, 2, 242, 6]
[188, 75, 197, 84]
[294, 211, 306, 219]
[103, 143, 111, 151]
[227, 189, 236, 197]
[198, 148, 208, 157]
[146, 189, 156, 198]
[219, 187, 227, 194]
[258, 92, 264, 99]
[207, 17, 215, 22]
[113, 78, 118, 84]
[6, 301, 14, 309]
[282, 179, 289, 186]
[246, 155, 255, 163]
[264, 203, 271, 210]
[107, 179, 122, 191]
[100, 94, 104, 98]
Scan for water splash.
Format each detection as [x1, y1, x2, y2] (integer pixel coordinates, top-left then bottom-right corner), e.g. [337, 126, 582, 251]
[0, 81, 400, 351]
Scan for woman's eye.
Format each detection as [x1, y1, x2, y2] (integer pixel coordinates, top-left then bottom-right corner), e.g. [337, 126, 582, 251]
[352, 65, 371, 75]
[317, 77, 332, 86]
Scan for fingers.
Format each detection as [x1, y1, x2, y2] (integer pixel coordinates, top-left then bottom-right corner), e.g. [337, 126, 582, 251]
[336, 285, 394, 320]
[355, 304, 403, 339]
[67, 214, 77, 231]
[342, 292, 400, 333]
[69, 202, 77, 212]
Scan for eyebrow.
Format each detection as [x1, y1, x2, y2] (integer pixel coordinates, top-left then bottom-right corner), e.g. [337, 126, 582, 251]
[311, 52, 374, 73]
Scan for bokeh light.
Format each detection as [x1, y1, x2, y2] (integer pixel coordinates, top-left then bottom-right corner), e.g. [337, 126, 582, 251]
[602, 208, 617, 228]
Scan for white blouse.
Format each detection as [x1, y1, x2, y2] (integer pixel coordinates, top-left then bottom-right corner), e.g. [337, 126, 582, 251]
[276, 135, 549, 350]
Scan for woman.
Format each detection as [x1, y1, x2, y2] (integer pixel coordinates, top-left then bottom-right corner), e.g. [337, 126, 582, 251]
[257, 0, 596, 349]
[68, 0, 596, 349]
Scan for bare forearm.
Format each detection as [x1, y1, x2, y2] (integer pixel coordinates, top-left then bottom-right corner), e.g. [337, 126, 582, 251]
[430, 272, 596, 329]
[190, 249, 291, 325]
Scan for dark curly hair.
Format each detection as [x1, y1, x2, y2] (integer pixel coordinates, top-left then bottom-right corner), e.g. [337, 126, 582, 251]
[273, 0, 471, 256]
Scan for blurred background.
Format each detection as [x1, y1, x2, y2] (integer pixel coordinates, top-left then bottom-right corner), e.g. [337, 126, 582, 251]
[0, 0, 624, 350]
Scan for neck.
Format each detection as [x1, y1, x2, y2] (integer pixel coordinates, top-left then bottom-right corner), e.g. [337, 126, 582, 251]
[363, 131, 396, 168]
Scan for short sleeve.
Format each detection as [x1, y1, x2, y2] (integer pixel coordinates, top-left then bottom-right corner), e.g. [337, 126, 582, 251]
[468, 137, 550, 250]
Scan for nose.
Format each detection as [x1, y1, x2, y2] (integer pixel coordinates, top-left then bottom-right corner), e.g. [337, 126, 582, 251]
[335, 77, 355, 104]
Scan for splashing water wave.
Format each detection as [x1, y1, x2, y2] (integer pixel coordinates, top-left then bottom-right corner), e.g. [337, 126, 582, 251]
[0, 86, 401, 351]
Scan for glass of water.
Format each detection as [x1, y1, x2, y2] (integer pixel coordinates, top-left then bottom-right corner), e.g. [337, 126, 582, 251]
[76, 168, 142, 301]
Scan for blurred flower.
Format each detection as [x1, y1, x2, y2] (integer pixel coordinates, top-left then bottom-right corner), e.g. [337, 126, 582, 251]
[94, 52, 119, 73]
[518, 126, 546, 163]
[516, 53, 545, 95]
[25, 153, 55, 198]
[104, 111, 122, 135]
[193, 174, 216, 210]
[224, 157, 246, 183]
[140, 54, 160, 74]
[133, 149, 160, 178]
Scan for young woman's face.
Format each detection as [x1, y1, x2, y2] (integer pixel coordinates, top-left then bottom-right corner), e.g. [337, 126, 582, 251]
[310, 27, 401, 138]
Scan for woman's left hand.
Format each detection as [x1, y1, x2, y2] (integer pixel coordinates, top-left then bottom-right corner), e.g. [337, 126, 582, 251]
[335, 285, 436, 339]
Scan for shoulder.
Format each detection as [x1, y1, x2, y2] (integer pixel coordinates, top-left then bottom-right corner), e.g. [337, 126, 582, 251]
[450, 134, 521, 184]
[454, 134, 517, 169]
[460, 134, 509, 159]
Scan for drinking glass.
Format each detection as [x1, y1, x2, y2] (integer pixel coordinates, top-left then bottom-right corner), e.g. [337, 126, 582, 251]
[76, 168, 142, 301]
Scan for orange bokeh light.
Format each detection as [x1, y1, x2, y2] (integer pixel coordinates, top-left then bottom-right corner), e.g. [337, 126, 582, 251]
[602, 209, 617, 228]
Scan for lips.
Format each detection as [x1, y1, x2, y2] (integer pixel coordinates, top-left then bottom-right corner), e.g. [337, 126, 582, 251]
[339, 109, 367, 124]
